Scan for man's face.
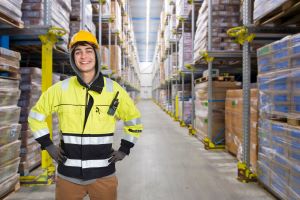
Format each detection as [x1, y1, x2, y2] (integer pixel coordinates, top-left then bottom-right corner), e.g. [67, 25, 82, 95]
[74, 44, 96, 74]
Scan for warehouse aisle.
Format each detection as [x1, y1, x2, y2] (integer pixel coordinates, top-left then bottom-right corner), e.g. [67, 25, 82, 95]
[7, 100, 274, 200]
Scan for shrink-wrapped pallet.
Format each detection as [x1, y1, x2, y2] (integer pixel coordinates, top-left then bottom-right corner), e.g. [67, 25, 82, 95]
[194, 81, 241, 144]
[0, 0, 23, 25]
[194, 0, 241, 60]
[178, 32, 192, 71]
[225, 89, 258, 172]
[21, 0, 71, 51]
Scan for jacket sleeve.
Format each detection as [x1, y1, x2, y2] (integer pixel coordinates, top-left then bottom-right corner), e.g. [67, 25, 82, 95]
[28, 84, 60, 149]
[115, 84, 143, 155]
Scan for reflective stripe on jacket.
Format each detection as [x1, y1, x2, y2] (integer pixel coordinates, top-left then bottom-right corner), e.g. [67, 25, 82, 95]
[28, 76, 142, 180]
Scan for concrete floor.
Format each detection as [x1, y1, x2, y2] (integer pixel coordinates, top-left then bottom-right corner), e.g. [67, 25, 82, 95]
[6, 100, 275, 200]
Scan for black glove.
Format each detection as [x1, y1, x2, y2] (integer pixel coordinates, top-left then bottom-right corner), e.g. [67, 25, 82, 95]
[108, 150, 126, 163]
[45, 144, 67, 164]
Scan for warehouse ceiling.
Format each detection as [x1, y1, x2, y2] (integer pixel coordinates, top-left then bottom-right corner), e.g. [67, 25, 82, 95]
[129, 0, 162, 63]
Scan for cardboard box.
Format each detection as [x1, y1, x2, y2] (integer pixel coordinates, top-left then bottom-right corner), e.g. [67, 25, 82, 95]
[0, 124, 21, 147]
[0, 140, 21, 166]
[0, 157, 20, 184]
[104, 45, 121, 76]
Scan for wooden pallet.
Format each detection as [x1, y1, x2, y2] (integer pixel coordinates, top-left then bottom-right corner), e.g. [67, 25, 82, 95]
[1, 182, 20, 200]
[254, 0, 300, 25]
[195, 75, 235, 84]
[0, 65, 20, 80]
[265, 112, 300, 127]
[0, 9, 24, 29]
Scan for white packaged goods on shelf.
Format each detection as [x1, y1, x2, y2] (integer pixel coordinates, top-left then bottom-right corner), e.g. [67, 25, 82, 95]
[194, 81, 241, 143]
[258, 119, 300, 199]
[194, 0, 241, 59]
[101, 46, 109, 67]
[0, 0, 23, 24]
[225, 89, 258, 172]
[178, 32, 193, 71]
[111, 0, 122, 33]
[104, 45, 121, 76]
[0, 106, 21, 127]
[0, 173, 19, 199]
[253, 0, 287, 22]
[0, 140, 21, 166]
[70, 0, 96, 36]
[0, 124, 21, 147]
[176, 0, 191, 26]
[0, 157, 20, 184]
[21, 0, 71, 51]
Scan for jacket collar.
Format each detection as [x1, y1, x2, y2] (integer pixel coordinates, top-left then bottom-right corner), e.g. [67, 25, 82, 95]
[76, 72, 104, 94]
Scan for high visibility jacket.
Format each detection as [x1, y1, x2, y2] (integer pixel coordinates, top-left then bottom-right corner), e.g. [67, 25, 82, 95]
[28, 75, 142, 180]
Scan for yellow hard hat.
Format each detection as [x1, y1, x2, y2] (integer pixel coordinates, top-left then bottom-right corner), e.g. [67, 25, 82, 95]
[69, 30, 99, 49]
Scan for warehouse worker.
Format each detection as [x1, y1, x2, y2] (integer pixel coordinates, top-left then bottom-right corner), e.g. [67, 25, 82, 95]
[28, 30, 143, 200]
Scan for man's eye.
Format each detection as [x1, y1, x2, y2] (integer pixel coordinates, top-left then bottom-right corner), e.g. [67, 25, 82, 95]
[75, 51, 81, 55]
[87, 50, 93, 54]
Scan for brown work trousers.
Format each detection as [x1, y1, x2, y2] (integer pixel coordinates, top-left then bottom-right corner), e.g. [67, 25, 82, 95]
[55, 176, 118, 200]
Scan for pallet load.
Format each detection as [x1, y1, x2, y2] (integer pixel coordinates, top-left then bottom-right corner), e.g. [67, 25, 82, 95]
[21, 0, 72, 51]
[104, 45, 121, 77]
[160, 62, 165, 85]
[225, 89, 258, 172]
[102, 1, 122, 34]
[194, 78, 241, 144]
[70, 0, 96, 36]
[194, 0, 240, 61]
[253, 0, 299, 25]
[176, 0, 192, 27]
[52, 73, 61, 146]
[177, 85, 192, 124]
[257, 33, 300, 199]
[18, 67, 42, 175]
[178, 32, 193, 71]
[0, 0, 24, 27]
[0, 48, 21, 199]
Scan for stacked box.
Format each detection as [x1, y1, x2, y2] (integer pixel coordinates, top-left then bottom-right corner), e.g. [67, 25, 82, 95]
[0, 0, 23, 25]
[104, 45, 121, 77]
[18, 67, 42, 175]
[101, 46, 109, 68]
[257, 34, 300, 199]
[253, 0, 287, 23]
[0, 47, 21, 80]
[257, 34, 300, 118]
[0, 174, 19, 199]
[176, 0, 192, 27]
[194, 0, 241, 59]
[0, 48, 21, 197]
[102, 1, 122, 33]
[112, 45, 121, 77]
[258, 120, 300, 199]
[160, 90, 167, 109]
[178, 32, 192, 71]
[21, 0, 71, 51]
[195, 81, 241, 144]
[225, 89, 258, 172]
[70, 0, 96, 36]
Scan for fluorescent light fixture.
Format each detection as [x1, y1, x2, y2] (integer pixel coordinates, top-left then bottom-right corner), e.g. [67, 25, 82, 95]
[146, 0, 150, 62]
